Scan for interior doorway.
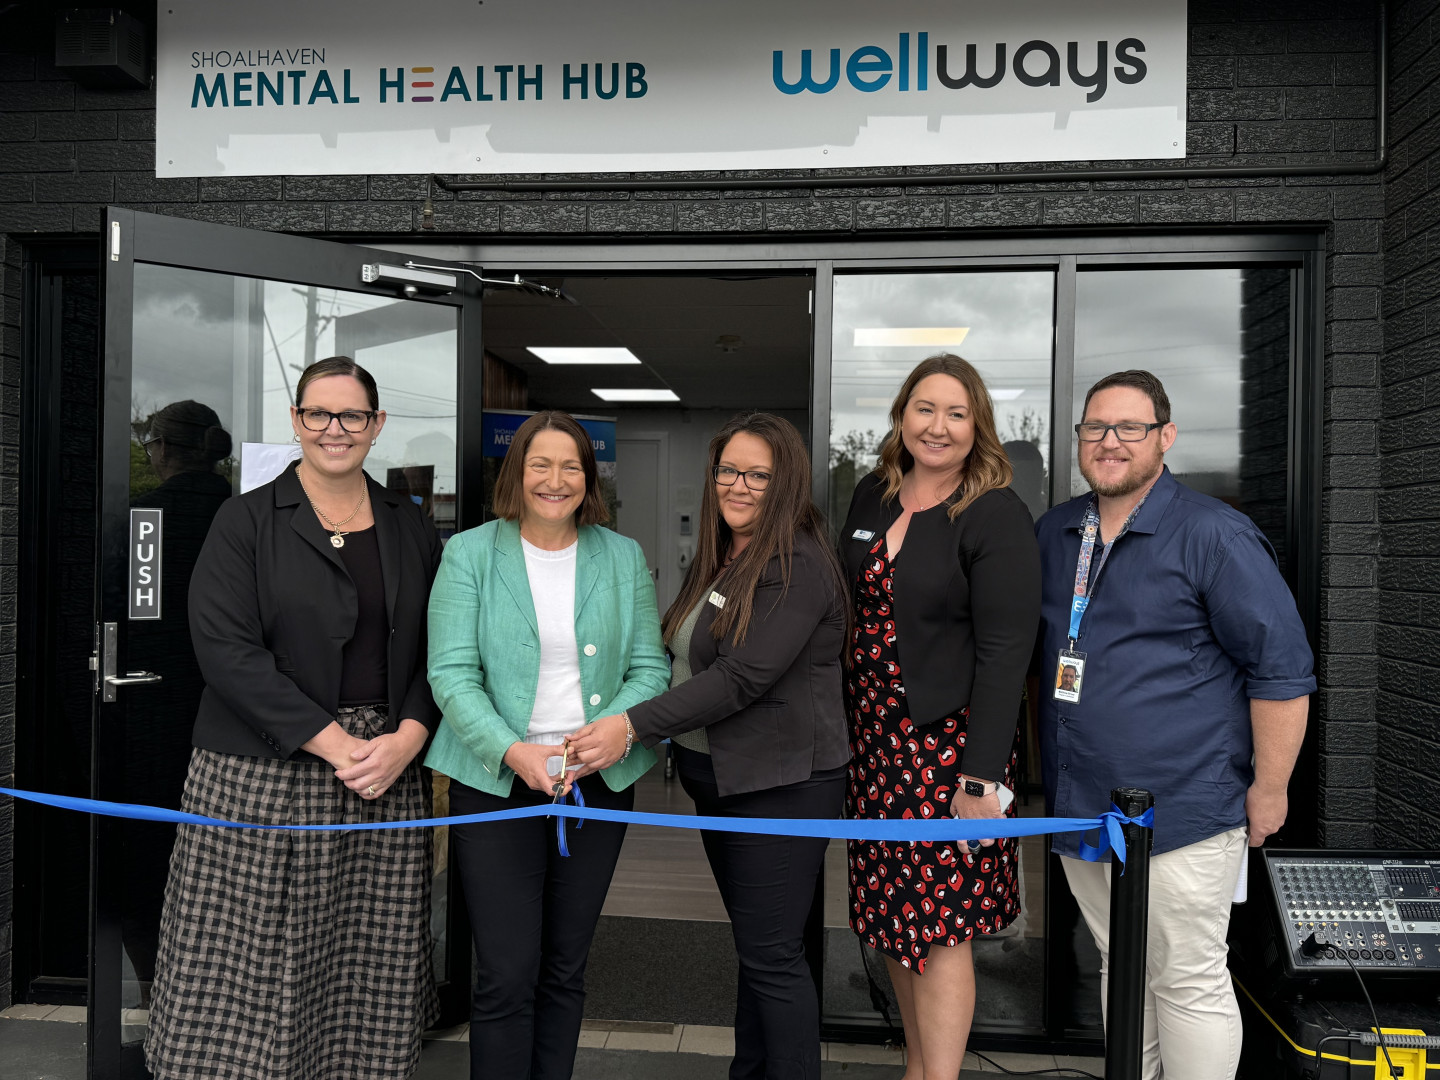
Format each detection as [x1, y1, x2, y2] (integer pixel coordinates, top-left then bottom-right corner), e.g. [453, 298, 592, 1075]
[478, 272, 814, 1024]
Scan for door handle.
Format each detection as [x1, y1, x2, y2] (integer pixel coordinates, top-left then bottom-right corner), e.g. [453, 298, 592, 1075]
[104, 671, 163, 687]
[97, 622, 164, 702]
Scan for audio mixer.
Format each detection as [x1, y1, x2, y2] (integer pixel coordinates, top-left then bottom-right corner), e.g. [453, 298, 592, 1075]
[1256, 849, 1440, 986]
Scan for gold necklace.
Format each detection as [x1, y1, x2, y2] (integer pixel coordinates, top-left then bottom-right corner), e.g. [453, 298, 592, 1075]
[297, 466, 367, 548]
[904, 472, 961, 512]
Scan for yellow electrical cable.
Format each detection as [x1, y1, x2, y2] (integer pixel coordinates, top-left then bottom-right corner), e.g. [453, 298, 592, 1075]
[1231, 973, 1438, 1072]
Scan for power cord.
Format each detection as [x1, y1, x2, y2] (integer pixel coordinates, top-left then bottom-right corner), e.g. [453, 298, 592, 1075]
[1300, 932, 1400, 1079]
[970, 1050, 1102, 1078]
[854, 944, 1102, 1076]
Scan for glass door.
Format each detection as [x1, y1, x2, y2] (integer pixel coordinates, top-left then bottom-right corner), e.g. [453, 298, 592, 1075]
[92, 207, 482, 1079]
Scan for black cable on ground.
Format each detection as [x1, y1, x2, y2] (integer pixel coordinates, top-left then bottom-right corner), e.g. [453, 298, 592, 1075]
[971, 1050, 1102, 1079]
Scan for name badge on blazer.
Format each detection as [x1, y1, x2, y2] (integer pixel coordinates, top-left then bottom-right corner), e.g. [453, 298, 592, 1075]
[708, 590, 727, 609]
[851, 529, 875, 541]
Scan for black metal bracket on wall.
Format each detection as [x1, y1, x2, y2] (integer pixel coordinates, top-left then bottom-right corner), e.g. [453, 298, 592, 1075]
[433, 5, 1386, 196]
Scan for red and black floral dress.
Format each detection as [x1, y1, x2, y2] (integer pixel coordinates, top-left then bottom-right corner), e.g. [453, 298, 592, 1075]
[846, 537, 1020, 972]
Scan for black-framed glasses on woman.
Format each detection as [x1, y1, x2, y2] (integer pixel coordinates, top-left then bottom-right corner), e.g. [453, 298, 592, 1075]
[713, 465, 771, 491]
[297, 408, 377, 433]
[1074, 421, 1163, 442]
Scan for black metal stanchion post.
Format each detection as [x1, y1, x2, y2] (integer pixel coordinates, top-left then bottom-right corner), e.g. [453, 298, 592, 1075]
[1105, 786, 1155, 1080]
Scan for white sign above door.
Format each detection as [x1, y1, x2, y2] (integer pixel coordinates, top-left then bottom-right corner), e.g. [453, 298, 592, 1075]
[155, 0, 1187, 178]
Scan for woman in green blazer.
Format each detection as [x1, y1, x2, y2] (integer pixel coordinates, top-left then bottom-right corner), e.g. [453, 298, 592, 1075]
[426, 411, 668, 1080]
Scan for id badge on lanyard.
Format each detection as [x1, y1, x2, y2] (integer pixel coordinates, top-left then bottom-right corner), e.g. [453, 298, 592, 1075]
[1055, 504, 1103, 704]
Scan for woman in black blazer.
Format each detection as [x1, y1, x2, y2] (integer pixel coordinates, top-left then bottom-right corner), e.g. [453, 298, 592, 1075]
[569, 412, 849, 1080]
[145, 357, 443, 1080]
[838, 353, 1040, 1080]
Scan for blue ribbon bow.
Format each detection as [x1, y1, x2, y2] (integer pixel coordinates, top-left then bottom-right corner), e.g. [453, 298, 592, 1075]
[1076, 804, 1156, 872]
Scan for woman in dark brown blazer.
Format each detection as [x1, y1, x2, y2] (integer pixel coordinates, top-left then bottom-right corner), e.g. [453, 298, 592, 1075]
[569, 412, 848, 1080]
[145, 357, 443, 1080]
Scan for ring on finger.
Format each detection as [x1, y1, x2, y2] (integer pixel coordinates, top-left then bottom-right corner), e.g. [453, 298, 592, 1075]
[367, 785, 377, 797]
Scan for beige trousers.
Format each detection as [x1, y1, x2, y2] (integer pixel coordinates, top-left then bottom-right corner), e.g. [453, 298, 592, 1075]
[1062, 827, 1248, 1080]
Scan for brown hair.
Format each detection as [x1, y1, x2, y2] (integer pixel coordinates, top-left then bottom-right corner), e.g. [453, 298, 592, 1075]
[295, 356, 380, 410]
[491, 411, 609, 527]
[1082, 369, 1172, 425]
[662, 412, 844, 646]
[874, 353, 1013, 519]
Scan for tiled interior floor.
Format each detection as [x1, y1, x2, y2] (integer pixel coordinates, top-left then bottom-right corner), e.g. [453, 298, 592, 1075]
[1, 1006, 1102, 1076]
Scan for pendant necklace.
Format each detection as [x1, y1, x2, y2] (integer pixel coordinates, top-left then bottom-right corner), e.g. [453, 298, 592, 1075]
[297, 466, 367, 548]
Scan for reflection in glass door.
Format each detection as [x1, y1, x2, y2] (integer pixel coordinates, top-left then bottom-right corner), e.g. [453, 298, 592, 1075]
[827, 270, 1057, 1036]
[95, 209, 478, 1079]
[1073, 267, 1292, 564]
[829, 272, 1058, 531]
[120, 265, 460, 1022]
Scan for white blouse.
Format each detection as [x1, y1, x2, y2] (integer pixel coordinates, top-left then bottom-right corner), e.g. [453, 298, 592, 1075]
[520, 537, 585, 746]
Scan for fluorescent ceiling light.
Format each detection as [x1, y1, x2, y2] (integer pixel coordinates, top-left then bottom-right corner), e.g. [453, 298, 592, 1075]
[528, 347, 642, 365]
[990, 388, 1025, 401]
[854, 327, 970, 348]
[591, 388, 680, 402]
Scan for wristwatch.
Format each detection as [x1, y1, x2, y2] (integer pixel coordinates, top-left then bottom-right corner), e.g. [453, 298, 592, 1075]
[961, 777, 997, 798]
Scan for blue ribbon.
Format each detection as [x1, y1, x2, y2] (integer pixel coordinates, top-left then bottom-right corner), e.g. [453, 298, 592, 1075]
[1075, 803, 1156, 872]
[0, 786, 1148, 861]
[555, 779, 585, 857]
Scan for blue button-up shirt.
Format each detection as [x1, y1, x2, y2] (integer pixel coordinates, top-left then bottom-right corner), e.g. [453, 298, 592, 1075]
[1036, 467, 1315, 857]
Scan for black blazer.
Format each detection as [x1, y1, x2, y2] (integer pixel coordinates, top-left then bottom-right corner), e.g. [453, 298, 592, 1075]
[839, 472, 1040, 782]
[627, 533, 850, 798]
[187, 462, 443, 760]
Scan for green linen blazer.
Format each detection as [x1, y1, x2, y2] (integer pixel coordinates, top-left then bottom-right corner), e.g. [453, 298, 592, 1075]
[425, 518, 668, 795]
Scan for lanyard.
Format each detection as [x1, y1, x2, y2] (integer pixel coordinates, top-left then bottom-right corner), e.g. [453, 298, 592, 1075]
[1067, 496, 1147, 645]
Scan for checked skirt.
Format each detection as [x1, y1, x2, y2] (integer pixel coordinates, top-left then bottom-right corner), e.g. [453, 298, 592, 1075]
[144, 705, 439, 1080]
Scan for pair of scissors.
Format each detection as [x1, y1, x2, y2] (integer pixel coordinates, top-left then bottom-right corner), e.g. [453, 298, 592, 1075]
[551, 745, 569, 803]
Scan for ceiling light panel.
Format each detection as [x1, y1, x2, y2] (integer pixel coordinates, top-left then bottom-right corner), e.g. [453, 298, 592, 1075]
[591, 388, 680, 402]
[528, 347, 642, 365]
[853, 327, 971, 348]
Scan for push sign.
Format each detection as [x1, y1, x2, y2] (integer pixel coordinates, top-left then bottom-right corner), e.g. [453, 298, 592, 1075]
[129, 508, 163, 620]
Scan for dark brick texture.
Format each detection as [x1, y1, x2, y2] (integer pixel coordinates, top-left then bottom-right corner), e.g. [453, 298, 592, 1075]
[0, 0, 1430, 1009]
[1377, 0, 1440, 852]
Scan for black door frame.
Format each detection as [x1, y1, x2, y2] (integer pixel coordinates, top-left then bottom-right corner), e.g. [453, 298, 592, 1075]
[14, 239, 103, 1009]
[90, 207, 484, 1080]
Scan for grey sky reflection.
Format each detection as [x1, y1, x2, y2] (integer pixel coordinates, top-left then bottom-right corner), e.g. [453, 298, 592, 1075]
[830, 271, 1056, 474]
[1073, 269, 1243, 497]
[132, 263, 458, 493]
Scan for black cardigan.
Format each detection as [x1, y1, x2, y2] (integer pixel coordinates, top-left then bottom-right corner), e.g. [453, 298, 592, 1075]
[627, 532, 850, 798]
[186, 462, 443, 760]
[838, 472, 1040, 782]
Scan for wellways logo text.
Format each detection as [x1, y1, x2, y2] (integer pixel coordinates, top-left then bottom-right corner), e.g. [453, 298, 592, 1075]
[773, 33, 1147, 103]
[189, 49, 648, 108]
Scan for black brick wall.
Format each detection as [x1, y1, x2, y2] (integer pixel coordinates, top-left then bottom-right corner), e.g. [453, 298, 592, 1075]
[0, 230, 16, 1006]
[0, 0, 1427, 1005]
[1378, 0, 1440, 849]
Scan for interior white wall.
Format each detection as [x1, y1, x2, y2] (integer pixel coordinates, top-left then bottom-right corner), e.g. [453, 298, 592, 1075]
[608, 407, 809, 611]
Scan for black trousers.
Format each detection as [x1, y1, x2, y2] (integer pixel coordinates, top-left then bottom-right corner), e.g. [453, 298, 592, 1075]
[450, 775, 633, 1080]
[675, 746, 846, 1080]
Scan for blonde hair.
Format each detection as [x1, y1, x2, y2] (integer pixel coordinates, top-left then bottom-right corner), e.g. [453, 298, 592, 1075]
[874, 353, 1014, 519]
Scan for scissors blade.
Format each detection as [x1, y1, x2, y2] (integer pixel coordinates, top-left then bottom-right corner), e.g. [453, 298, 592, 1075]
[551, 746, 569, 803]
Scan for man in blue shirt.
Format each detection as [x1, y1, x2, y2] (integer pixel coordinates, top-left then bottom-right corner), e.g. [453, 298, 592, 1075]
[1036, 370, 1314, 1080]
